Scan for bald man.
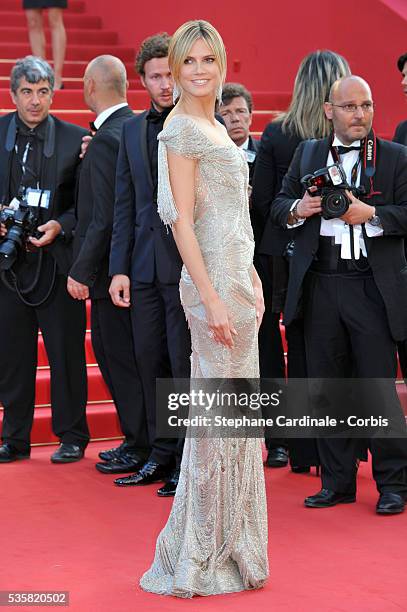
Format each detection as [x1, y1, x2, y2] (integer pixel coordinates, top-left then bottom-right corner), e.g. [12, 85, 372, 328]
[272, 76, 407, 514]
[68, 56, 149, 472]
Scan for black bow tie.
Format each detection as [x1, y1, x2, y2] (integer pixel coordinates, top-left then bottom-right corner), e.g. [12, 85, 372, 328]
[89, 121, 98, 133]
[17, 124, 44, 141]
[146, 105, 172, 124]
[336, 145, 360, 154]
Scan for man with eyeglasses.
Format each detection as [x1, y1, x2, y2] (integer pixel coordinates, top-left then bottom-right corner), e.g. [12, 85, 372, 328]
[271, 75, 407, 514]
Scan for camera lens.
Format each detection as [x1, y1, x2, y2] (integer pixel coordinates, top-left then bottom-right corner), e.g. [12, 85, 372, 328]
[0, 226, 24, 270]
[321, 190, 350, 220]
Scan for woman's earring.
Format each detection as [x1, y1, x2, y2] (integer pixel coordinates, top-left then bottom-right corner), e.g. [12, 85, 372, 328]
[217, 84, 223, 105]
[172, 83, 180, 105]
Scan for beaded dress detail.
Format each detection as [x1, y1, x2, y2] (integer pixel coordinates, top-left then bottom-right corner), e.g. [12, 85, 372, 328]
[139, 115, 269, 597]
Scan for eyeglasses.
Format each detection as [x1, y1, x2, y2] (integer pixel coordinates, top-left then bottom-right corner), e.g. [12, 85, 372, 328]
[330, 102, 374, 113]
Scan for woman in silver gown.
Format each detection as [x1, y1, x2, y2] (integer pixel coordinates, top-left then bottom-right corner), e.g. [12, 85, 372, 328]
[140, 20, 269, 598]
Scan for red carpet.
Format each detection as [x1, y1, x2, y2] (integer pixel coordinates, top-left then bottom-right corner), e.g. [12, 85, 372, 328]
[1, 441, 406, 611]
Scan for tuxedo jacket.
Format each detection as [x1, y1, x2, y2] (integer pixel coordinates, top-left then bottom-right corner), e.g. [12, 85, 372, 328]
[70, 105, 134, 299]
[393, 119, 407, 146]
[247, 135, 260, 184]
[109, 111, 182, 284]
[252, 119, 302, 254]
[0, 112, 87, 275]
[271, 136, 407, 341]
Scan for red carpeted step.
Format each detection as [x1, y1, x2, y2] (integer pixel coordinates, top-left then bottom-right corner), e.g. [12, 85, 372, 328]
[0, 402, 123, 445]
[0, 43, 134, 62]
[35, 364, 111, 405]
[0, 60, 134, 78]
[251, 91, 291, 110]
[0, 11, 102, 28]
[2, 0, 85, 11]
[0, 27, 118, 45]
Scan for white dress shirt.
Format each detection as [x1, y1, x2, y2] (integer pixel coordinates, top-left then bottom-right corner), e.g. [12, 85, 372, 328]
[94, 103, 129, 130]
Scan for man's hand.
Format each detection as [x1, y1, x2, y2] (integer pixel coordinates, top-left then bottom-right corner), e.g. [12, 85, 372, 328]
[109, 274, 131, 308]
[0, 223, 6, 238]
[295, 187, 322, 219]
[80, 135, 93, 159]
[29, 220, 62, 247]
[67, 276, 89, 300]
[341, 191, 375, 225]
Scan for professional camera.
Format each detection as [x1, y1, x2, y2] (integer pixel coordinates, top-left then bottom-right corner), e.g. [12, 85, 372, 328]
[301, 163, 364, 220]
[0, 202, 42, 270]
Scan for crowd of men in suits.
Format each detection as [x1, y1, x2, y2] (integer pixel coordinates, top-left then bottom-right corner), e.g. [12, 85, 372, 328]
[0, 39, 406, 513]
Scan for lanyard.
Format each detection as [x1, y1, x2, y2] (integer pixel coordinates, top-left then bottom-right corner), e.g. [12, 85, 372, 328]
[15, 139, 40, 191]
[15, 141, 31, 176]
[330, 144, 361, 188]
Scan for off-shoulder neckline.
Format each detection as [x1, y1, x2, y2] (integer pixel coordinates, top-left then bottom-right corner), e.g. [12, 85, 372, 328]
[162, 113, 237, 151]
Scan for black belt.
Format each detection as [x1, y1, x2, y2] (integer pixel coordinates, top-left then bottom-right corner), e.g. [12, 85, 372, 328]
[310, 236, 372, 276]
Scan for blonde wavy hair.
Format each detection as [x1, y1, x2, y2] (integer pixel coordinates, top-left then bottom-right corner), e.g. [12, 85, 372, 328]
[281, 50, 351, 139]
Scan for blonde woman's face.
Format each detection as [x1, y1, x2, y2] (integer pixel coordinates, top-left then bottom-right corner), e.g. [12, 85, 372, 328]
[178, 38, 221, 100]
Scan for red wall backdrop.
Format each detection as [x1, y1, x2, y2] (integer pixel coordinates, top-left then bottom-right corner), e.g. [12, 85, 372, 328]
[92, 0, 407, 134]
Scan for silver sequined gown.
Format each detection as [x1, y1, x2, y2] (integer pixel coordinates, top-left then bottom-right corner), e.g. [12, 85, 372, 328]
[139, 115, 269, 597]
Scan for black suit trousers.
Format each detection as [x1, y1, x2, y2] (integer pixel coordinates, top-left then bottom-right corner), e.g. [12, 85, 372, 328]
[130, 280, 191, 466]
[303, 271, 407, 494]
[90, 298, 149, 456]
[0, 273, 89, 451]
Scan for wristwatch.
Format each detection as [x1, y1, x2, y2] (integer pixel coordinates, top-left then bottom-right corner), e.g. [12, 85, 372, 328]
[288, 200, 304, 224]
[368, 209, 382, 227]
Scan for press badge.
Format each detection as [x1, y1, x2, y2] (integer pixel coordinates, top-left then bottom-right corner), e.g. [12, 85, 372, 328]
[25, 188, 51, 209]
[245, 150, 256, 164]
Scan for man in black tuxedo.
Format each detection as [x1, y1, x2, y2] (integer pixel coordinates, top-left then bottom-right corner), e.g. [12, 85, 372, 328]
[218, 82, 260, 183]
[109, 34, 191, 496]
[272, 76, 407, 514]
[68, 55, 148, 474]
[0, 56, 89, 463]
[393, 52, 407, 146]
[392, 52, 407, 381]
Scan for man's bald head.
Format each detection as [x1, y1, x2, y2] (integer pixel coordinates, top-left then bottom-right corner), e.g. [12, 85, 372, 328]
[324, 75, 374, 145]
[85, 55, 127, 96]
[329, 75, 371, 103]
[83, 55, 128, 113]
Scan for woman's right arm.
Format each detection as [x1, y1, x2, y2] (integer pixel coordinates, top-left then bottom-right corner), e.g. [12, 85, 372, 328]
[167, 149, 237, 348]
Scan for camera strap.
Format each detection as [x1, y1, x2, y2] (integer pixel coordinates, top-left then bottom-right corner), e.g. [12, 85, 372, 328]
[329, 134, 371, 272]
[330, 140, 361, 189]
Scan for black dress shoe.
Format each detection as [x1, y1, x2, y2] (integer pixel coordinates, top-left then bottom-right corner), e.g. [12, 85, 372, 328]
[265, 447, 289, 468]
[50, 443, 84, 463]
[95, 452, 144, 474]
[157, 468, 180, 497]
[98, 441, 136, 462]
[0, 443, 30, 463]
[114, 461, 169, 487]
[304, 488, 356, 508]
[376, 492, 405, 515]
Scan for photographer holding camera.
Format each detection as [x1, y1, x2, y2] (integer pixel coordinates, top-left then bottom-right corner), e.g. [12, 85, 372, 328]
[0, 56, 89, 464]
[271, 75, 407, 514]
